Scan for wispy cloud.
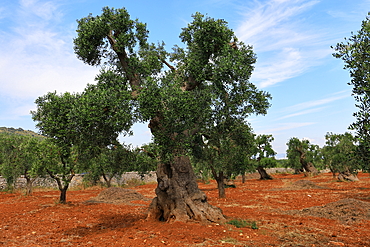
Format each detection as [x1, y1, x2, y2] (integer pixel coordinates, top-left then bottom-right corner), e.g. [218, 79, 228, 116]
[258, 122, 315, 134]
[236, 0, 319, 49]
[276, 107, 326, 121]
[234, 0, 333, 88]
[282, 91, 349, 115]
[254, 91, 350, 135]
[0, 0, 98, 102]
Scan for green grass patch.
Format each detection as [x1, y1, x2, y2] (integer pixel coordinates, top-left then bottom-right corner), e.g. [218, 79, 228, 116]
[227, 218, 258, 229]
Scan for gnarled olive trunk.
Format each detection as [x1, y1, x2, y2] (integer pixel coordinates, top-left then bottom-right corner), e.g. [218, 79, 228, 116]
[300, 153, 319, 176]
[257, 166, 273, 180]
[147, 156, 225, 223]
[302, 161, 319, 176]
[338, 168, 359, 182]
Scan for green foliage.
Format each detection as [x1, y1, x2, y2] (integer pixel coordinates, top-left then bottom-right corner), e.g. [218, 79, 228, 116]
[275, 159, 289, 168]
[0, 133, 23, 188]
[332, 13, 370, 171]
[34, 138, 75, 179]
[86, 143, 136, 187]
[252, 134, 277, 168]
[286, 137, 321, 172]
[132, 143, 159, 174]
[227, 218, 259, 229]
[31, 71, 135, 201]
[0, 133, 44, 192]
[322, 132, 362, 175]
[31, 92, 79, 159]
[73, 7, 271, 164]
[75, 73, 134, 153]
[194, 119, 256, 180]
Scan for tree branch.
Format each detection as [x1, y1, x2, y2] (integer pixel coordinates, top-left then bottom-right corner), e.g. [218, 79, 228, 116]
[107, 30, 141, 97]
[158, 55, 175, 72]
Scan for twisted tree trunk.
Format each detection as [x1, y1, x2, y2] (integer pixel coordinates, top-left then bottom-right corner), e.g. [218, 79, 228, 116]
[299, 152, 319, 176]
[257, 166, 273, 180]
[147, 156, 225, 223]
[338, 168, 359, 182]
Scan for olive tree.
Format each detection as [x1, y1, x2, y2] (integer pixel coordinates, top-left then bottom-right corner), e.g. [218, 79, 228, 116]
[73, 7, 271, 222]
[0, 133, 24, 191]
[32, 92, 81, 203]
[332, 13, 370, 172]
[322, 132, 360, 181]
[32, 69, 134, 202]
[87, 144, 136, 187]
[252, 134, 277, 180]
[0, 133, 42, 194]
[194, 119, 255, 198]
[286, 137, 320, 176]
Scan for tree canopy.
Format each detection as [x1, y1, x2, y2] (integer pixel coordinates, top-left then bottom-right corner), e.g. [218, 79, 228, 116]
[252, 134, 277, 180]
[332, 13, 370, 171]
[322, 132, 360, 181]
[286, 137, 320, 176]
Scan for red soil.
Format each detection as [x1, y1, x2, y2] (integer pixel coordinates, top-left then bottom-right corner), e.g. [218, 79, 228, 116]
[1, 172, 369, 246]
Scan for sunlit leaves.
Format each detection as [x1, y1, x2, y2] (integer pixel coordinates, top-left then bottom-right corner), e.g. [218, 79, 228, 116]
[72, 7, 272, 168]
[332, 13, 370, 168]
[286, 137, 321, 171]
[322, 132, 361, 174]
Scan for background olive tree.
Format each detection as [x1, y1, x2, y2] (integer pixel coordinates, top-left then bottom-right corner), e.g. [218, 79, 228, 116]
[252, 134, 277, 180]
[286, 137, 320, 176]
[193, 119, 255, 198]
[85, 144, 136, 187]
[322, 132, 361, 181]
[0, 133, 43, 194]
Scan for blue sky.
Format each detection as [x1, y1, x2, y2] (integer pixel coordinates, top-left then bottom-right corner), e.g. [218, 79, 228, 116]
[0, 0, 368, 158]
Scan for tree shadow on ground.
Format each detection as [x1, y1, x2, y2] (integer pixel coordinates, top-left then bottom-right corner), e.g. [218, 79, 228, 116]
[63, 212, 146, 237]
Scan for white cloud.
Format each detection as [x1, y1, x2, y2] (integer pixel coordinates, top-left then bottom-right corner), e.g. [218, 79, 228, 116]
[236, 0, 319, 49]
[234, 0, 333, 88]
[283, 91, 349, 114]
[275, 107, 325, 121]
[19, 0, 62, 21]
[270, 91, 350, 121]
[252, 48, 304, 88]
[256, 122, 315, 134]
[0, 0, 99, 100]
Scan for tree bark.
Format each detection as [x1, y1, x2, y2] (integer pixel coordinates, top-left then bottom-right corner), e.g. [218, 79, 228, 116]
[210, 167, 225, 198]
[102, 173, 112, 188]
[24, 176, 35, 196]
[299, 152, 319, 176]
[257, 166, 273, 180]
[59, 186, 69, 204]
[46, 169, 73, 204]
[337, 168, 359, 182]
[147, 156, 225, 223]
[302, 161, 319, 176]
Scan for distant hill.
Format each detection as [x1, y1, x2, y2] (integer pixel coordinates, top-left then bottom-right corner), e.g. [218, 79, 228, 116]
[0, 127, 44, 138]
